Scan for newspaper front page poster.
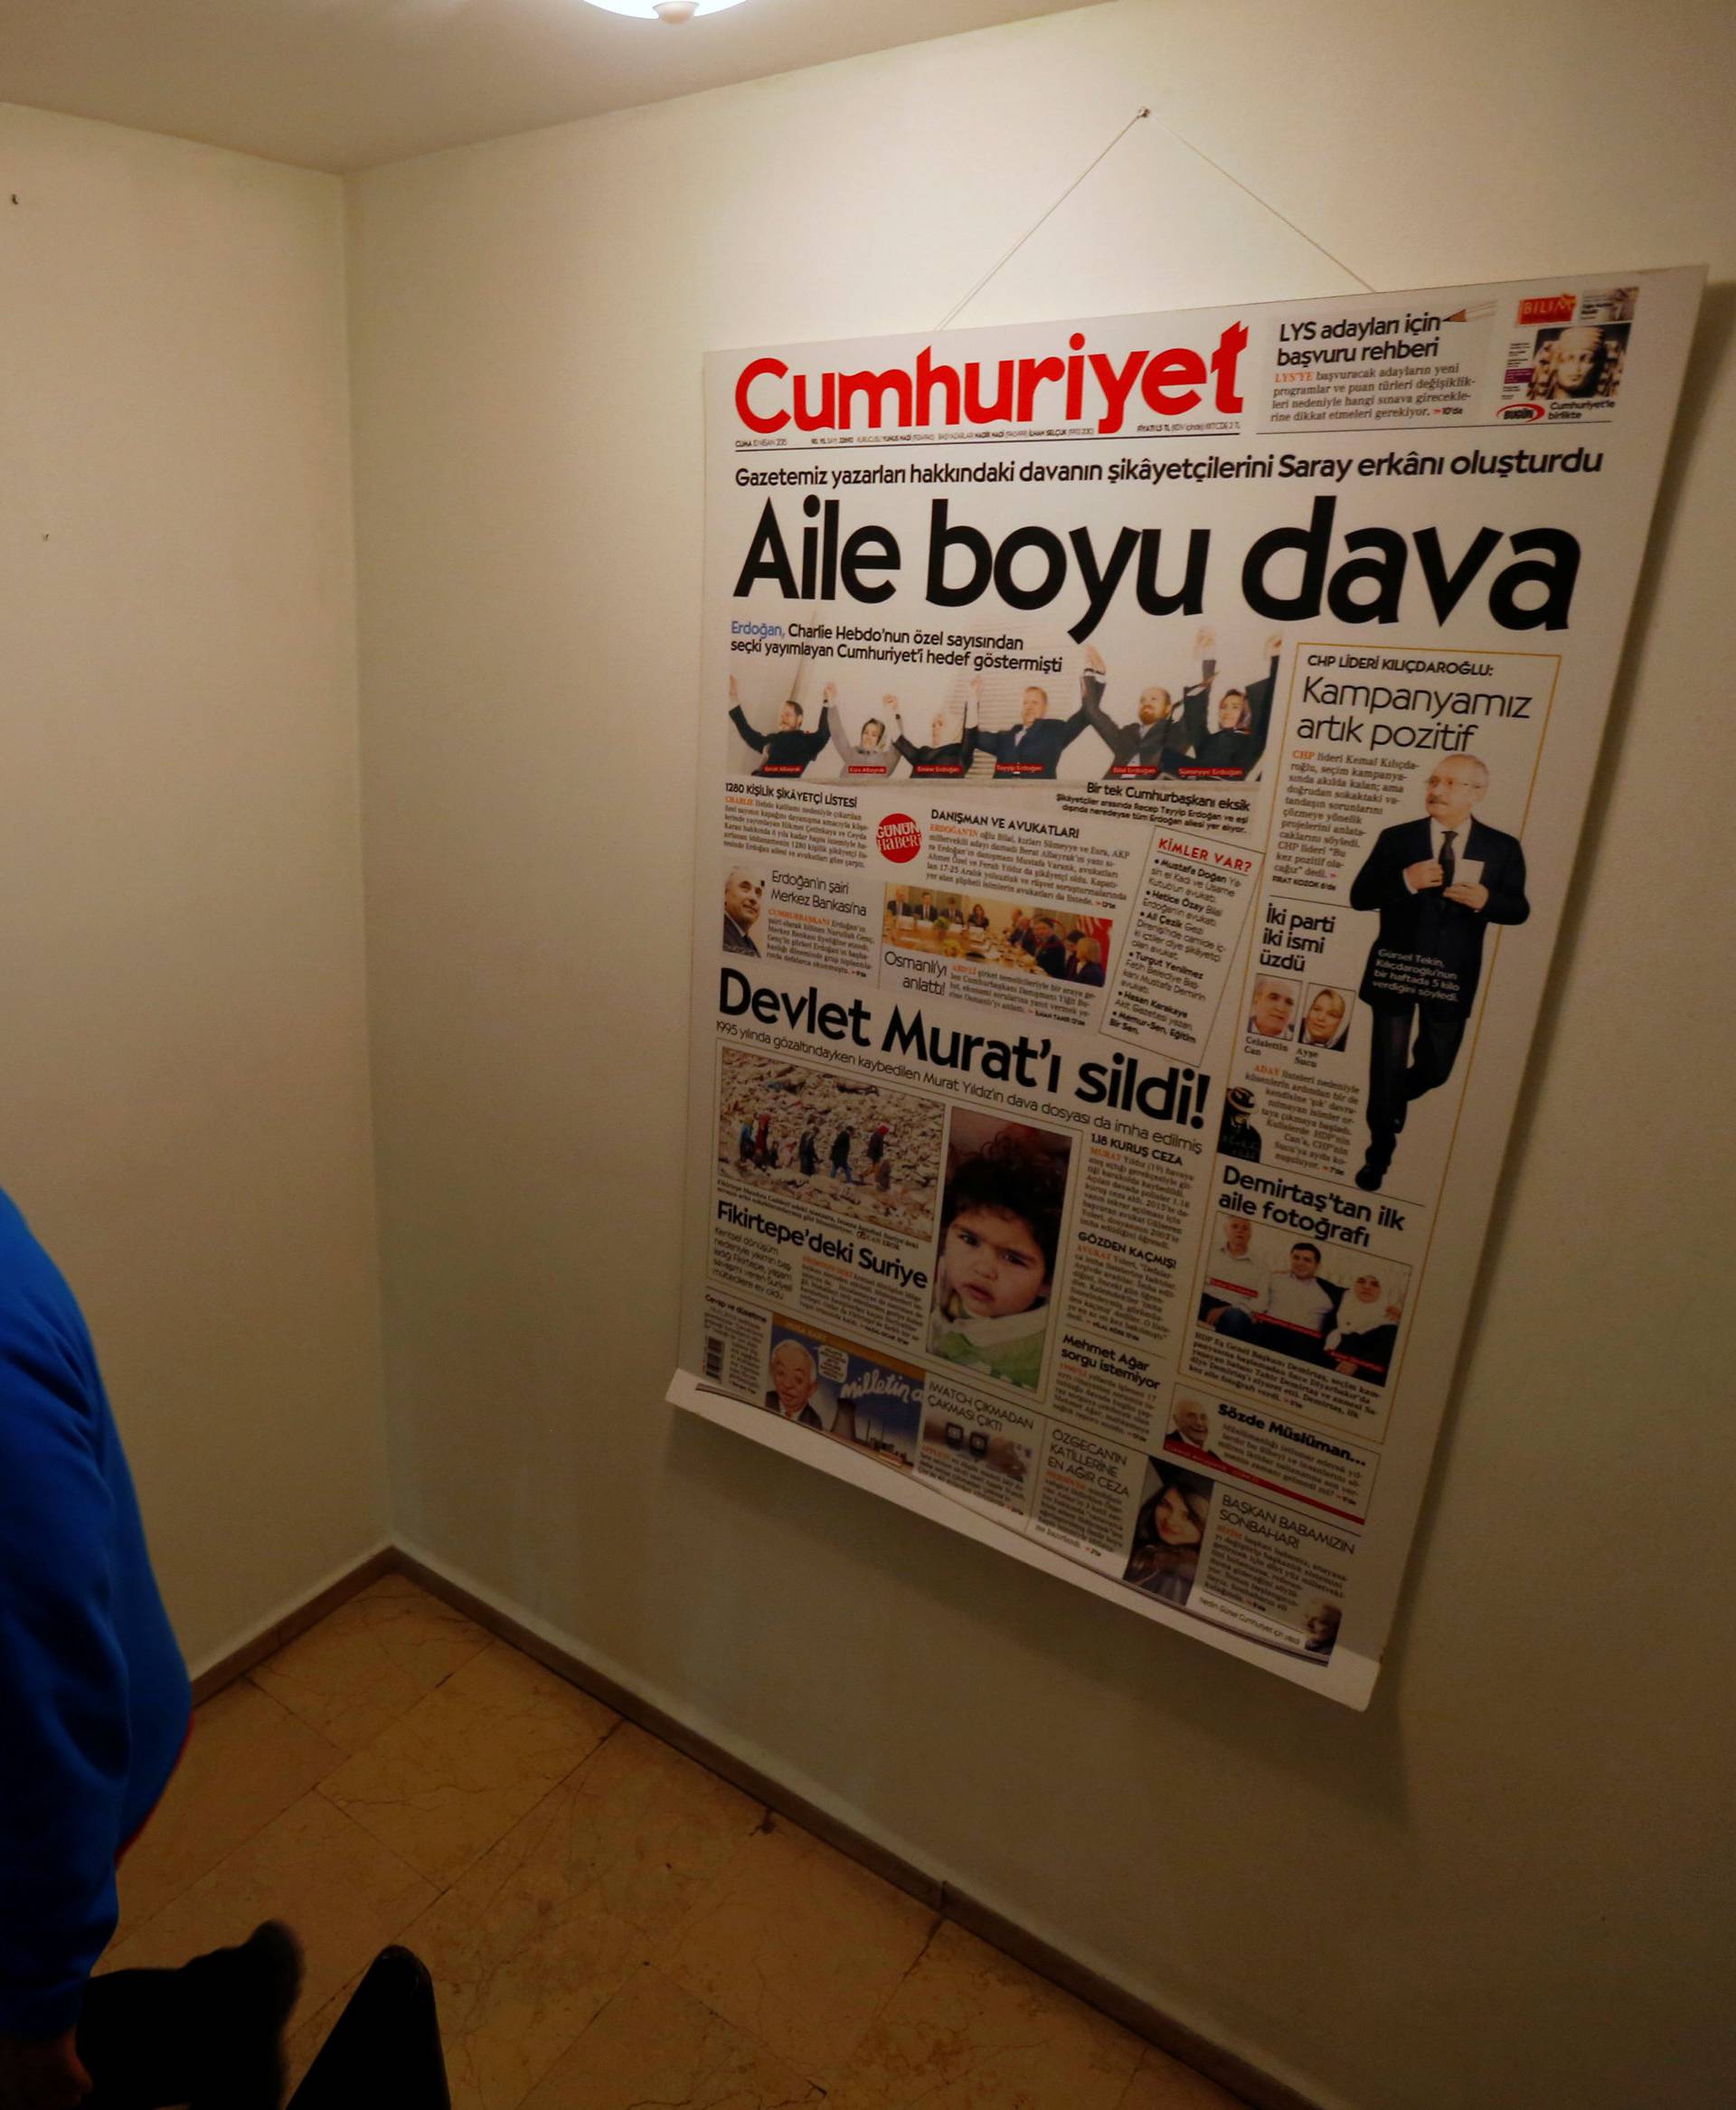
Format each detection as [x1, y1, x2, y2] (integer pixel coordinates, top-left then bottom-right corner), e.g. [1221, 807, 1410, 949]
[669, 268, 1699, 1708]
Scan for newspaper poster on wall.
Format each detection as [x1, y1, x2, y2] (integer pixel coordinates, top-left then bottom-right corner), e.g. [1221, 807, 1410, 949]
[668, 268, 1699, 1708]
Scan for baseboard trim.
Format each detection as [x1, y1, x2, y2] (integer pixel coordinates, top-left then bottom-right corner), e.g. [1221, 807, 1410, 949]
[391, 1547, 1326, 2110]
[188, 1544, 397, 1705]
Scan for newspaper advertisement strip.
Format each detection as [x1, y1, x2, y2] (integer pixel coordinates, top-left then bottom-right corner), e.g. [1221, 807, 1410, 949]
[670, 268, 1700, 1708]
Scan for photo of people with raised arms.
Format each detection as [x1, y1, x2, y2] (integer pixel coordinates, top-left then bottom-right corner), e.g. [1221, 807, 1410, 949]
[893, 692, 979, 777]
[882, 887, 1113, 985]
[727, 671, 831, 777]
[1075, 634, 1211, 777]
[1123, 1462, 1214, 1607]
[929, 1112, 1072, 1394]
[1172, 626, 1281, 781]
[969, 671, 1091, 780]
[1349, 751, 1530, 1192]
[826, 683, 903, 778]
[1297, 984, 1352, 1051]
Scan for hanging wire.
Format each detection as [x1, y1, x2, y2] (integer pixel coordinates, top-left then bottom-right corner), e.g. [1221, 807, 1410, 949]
[936, 104, 1374, 331]
[1147, 115, 1374, 294]
[936, 108, 1152, 329]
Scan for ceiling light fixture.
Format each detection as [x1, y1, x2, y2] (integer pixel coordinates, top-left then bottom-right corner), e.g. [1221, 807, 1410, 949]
[581, 0, 750, 22]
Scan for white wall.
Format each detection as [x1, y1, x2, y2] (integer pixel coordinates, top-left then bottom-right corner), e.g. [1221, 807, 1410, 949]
[345, 7, 1736, 2106]
[1, 105, 389, 1668]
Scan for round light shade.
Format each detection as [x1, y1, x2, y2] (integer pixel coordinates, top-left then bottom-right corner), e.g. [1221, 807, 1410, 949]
[581, 0, 750, 18]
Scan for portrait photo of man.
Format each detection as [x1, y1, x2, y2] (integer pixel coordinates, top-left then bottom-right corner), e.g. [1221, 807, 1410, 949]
[1248, 977, 1297, 1041]
[762, 1336, 838, 1432]
[970, 674, 1090, 780]
[722, 865, 764, 956]
[728, 673, 830, 777]
[1349, 754, 1530, 1191]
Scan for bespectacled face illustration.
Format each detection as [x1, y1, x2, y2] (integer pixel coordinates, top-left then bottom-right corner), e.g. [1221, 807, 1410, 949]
[769, 1342, 816, 1416]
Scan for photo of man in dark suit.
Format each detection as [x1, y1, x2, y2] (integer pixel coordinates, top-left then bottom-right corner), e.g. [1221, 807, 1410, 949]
[894, 695, 979, 777]
[728, 674, 830, 777]
[1349, 754, 1529, 1191]
[722, 866, 763, 956]
[1075, 637, 1211, 777]
[1029, 917, 1070, 979]
[971, 674, 1090, 780]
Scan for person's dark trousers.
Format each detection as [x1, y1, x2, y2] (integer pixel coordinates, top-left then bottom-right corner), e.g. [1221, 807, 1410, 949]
[1252, 1321, 1326, 1363]
[76, 1924, 302, 2110]
[1364, 1001, 1467, 1165]
[288, 1948, 450, 2110]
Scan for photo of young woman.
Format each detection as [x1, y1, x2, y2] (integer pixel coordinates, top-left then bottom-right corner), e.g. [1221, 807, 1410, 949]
[1297, 985, 1352, 1051]
[1123, 1464, 1214, 1607]
[928, 1115, 1071, 1393]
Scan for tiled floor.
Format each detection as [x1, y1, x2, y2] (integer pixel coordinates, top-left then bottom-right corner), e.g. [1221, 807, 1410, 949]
[109, 1574, 1248, 2110]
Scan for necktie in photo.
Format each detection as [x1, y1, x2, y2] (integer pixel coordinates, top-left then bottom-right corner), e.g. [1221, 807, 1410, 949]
[1439, 829, 1458, 889]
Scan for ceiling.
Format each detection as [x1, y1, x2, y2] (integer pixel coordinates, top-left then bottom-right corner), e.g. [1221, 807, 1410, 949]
[0, 0, 1103, 174]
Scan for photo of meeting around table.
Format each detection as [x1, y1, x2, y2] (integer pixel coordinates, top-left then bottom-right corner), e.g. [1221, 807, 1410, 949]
[882, 887, 1112, 987]
[1194, 1211, 1411, 1389]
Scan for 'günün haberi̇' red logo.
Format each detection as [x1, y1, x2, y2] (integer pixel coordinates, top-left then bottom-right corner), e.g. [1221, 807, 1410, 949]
[877, 815, 921, 863]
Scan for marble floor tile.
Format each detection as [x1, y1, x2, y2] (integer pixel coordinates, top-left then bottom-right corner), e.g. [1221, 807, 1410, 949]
[824, 1918, 1144, 2110]
[252, 1573, 492, 1755]
[103, 1789, 437, 2018]
[519, 1964, 820, 2110]
[377, 1726, 760, 2109]
[524, 1720, 764, 1941]
[1117, 2043, 1252, 2109]
[654, 1814, 937, 2082]
[318, 1638, 618, 1889]
[398, 1829, 646, 2110]
[114, 1679, 346, 1943]
[113, 1618, 1245, 2110]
